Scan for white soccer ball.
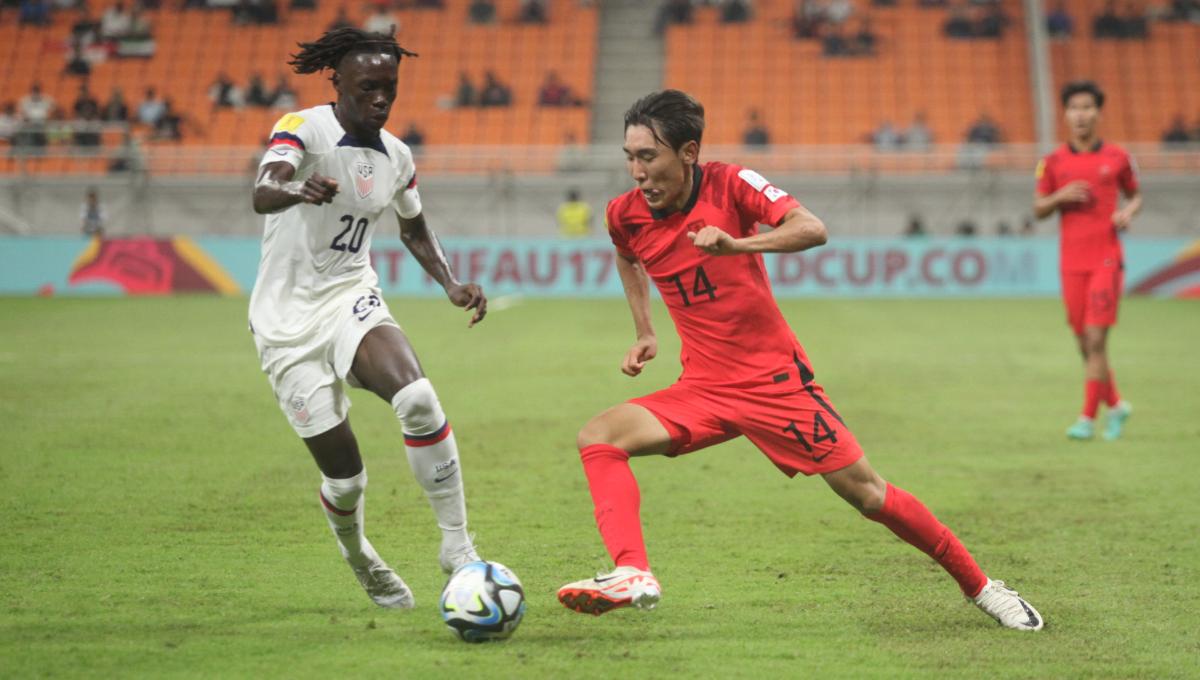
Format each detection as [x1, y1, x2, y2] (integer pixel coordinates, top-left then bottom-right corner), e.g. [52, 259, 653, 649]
[439, 560, 526, 643]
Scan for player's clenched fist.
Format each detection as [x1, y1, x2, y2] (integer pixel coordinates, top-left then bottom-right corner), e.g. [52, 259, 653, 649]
[687, 225, 741, 255]
[622, 336, 657, 376]
[299, 173, 339, 205]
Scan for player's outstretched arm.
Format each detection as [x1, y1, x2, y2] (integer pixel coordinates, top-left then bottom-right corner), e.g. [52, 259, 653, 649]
[398, 212, 486, 327]
[252, 162, 339, 214]
[689, 206, 827, 255]
[616, 253, 656, 377]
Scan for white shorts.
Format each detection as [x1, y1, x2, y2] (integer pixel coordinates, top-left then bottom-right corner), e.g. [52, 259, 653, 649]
[254, 289, 399, 438]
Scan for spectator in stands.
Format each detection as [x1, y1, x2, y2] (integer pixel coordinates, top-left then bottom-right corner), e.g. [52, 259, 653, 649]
[1162, 115, 1191, 145]
[137, 87, 165, 126]
[518, 0, 548, 23]
[1020, 216, 1035, 236]
[81, 188, 107, 238]
[269, 73, 298, 109]
[720, 0, 751, 24]
[364, 5, 398, 34]
[74, 107, 103, 147]
[100, 1, 132, 40]
[246, 72, 272, 107]
[792, 0, 825, 38]
[401, 122, 425, 148]
[827, 0, 854, 25]
[977, 2, 1007, 37]
[1093, 0, 1124, 37]
[903, 112, 932, 150]
[823, 27, 850, 56]
[944, 3, 974, 38]
[742, 109, 770, 146]
[538, 71, 579, 107]
[415, 0, 445, 7]
[72, 4, 101, 45]
[557, 188, 593, 237]
[655, 0, 693, 35]
[209, 72, 243, 109]
[128, 3, 152, 38]
[1121, 1, 1148, 37]
[328, 5, 353, 30]
[1046, 2, 1073, 37]
[103, 87, 129, 121]
[73, 82, 101, 120]
[871, 120, 901, 150]
[20, 84, 54, 124]
[469, 0, 496, 24]
[455, 72, 477, 108]
[20, 0, 52, 25]
[46, 107, 73, 146]
[154, 97, 183, 141]
[965, 113, 1001, 144]
[290, 0, 315, 9]
[851, 15, 877, 54]
[480, 71, 512, 107]
[955, 219, 978, 237]
[65, 35, 92, 76]
[903, 215, 927, 238]
[0, 103, 19, 145]
[995, 220, 1013, 237]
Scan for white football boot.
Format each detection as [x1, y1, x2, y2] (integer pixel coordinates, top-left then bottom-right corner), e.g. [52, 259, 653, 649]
[351, 559, 416, 609]
[972, 578, 1044, 631]
[557, 566, 662, 616]
[439, 534, 481, 575]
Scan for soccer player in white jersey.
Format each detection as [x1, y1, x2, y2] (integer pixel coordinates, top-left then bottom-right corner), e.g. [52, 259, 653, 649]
[249, 28, 487, 609]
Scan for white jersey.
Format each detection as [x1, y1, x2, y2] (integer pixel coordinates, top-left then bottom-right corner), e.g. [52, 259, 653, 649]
[249, 104, 422, 347]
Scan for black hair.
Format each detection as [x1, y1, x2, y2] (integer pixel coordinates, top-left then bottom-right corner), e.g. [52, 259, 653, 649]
[623, 89, 705, 151]
[1060, 80, 1105, 108]
[289, 27, 418, 81]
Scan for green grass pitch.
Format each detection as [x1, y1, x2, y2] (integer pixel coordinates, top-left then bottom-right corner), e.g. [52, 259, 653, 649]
[1, 296, 1197, 679]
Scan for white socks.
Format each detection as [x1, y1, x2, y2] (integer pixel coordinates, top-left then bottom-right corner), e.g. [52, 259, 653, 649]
[392, 378, 471, 551]
[319, 469, 378, 567]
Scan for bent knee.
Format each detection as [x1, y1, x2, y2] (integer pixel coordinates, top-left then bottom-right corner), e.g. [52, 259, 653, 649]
[576, 418, 613, 452]
[391, 378, 445, 433]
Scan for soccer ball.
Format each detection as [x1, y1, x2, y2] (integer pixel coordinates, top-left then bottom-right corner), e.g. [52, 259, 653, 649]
[439, 560, 526, 643]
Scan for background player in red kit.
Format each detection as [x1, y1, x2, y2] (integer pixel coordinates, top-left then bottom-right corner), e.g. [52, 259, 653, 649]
[556, 90, 1044, 631]
[1034, 81, 1141, 441]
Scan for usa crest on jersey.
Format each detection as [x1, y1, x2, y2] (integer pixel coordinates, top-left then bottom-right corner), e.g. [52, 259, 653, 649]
[354, 162, 375, 198]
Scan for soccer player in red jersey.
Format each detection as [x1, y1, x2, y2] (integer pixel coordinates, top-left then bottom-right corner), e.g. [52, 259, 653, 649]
[1034, 80, 1140, 441]
[556, 90, 1044, 631]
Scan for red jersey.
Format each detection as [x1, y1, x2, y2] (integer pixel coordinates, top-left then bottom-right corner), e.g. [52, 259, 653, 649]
[1036, 141, 1139, 272]
[606, 161, 809, 387]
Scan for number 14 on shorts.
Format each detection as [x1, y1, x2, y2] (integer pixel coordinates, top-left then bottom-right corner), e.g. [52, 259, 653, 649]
[783, 412, 839, 461]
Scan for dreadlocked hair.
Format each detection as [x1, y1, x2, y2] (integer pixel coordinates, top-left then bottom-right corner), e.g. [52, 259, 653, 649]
[289, 27, 418, 79]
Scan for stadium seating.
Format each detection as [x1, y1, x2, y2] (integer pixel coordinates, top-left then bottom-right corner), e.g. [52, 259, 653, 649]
[1049, 0, 1200, 143]
[0, 0, 597, 155]
[664, 0, 1035, 146]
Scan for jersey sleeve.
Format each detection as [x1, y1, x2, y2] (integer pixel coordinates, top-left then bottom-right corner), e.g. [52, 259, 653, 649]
[392, 170, 422, 219]
[1034, 155, 1057, 196]
[1117, 151, 1140, 194]
[260, 112, 313, 170]
[605, 200, 636, 260]
[727, 166, 801, 231]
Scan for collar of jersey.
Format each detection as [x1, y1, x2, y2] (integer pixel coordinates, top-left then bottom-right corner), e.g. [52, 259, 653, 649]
[650, 163, 704, 220]
[326, 103, 390, 156]
[1067, 139, 1103, 154]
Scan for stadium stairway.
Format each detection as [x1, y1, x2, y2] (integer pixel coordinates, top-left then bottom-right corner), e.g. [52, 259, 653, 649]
[590, 0, 665, 143]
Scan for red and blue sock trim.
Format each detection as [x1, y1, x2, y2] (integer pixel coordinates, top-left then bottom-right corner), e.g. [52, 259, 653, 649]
[404, 421, 451, 448]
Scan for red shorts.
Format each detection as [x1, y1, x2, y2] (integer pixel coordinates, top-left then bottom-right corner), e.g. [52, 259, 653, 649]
[630, 377, 864, 477]
[1061, 266, 1123, 335]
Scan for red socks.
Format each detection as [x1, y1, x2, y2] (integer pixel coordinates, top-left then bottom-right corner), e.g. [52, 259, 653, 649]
[579, 444, 650, 571]
[1104, 372, 1120, 407]
[867, 484, 987, 597]
[1083, 379, 1105, 419]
